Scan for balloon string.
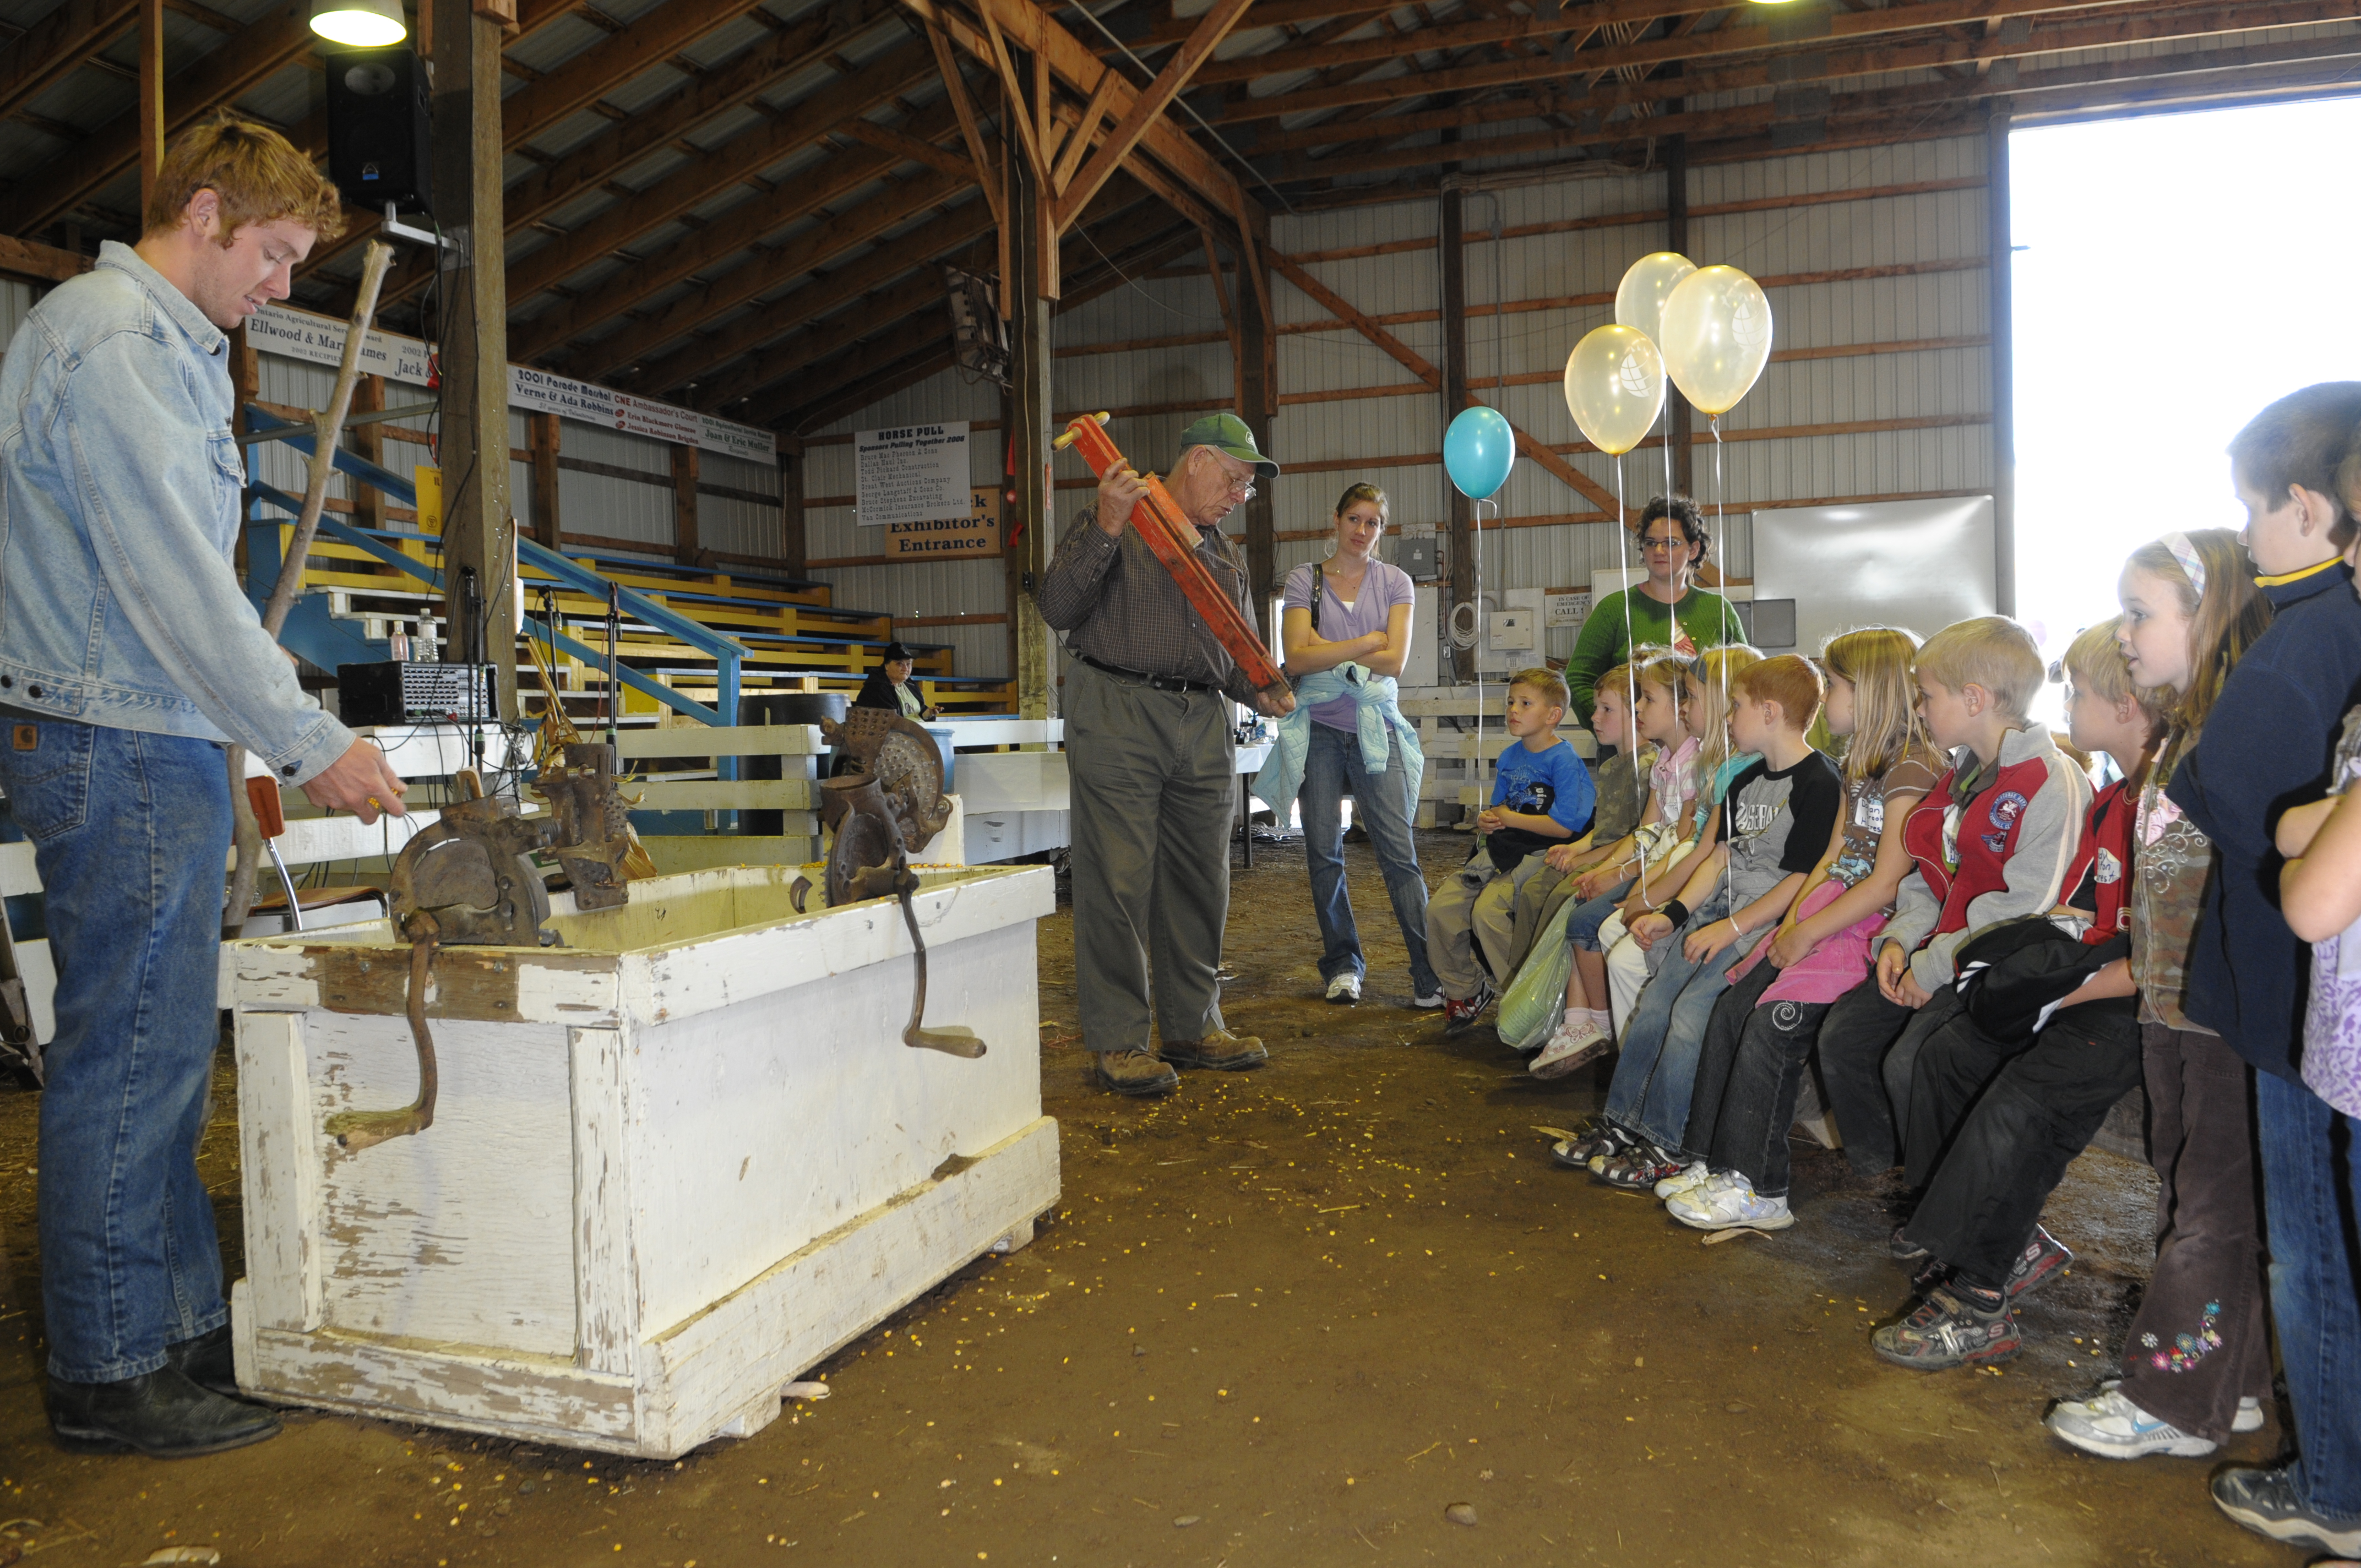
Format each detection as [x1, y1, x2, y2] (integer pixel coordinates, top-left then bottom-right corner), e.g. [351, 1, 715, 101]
[1617, 449, 1644, 909]
[1714, 412, 1734, 921]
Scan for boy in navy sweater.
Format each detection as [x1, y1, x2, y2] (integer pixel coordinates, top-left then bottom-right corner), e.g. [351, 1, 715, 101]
[1429, 667, 1596, 1029]
[2172, 384, 2361, 1560]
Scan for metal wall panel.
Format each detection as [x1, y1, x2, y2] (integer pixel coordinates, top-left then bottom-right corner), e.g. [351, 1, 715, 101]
[804, 129, 2000, 679]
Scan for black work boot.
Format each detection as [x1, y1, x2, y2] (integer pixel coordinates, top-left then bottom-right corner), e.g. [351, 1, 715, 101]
[50, 1364, 281, 1457]
[165, 1324, 242, 1401]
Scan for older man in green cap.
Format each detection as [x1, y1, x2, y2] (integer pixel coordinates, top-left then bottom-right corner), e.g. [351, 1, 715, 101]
[1040, 413, 1297, 1096]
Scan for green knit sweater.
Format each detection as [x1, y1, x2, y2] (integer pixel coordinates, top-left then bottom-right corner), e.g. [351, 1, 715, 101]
[1564, 586, 1745, 726]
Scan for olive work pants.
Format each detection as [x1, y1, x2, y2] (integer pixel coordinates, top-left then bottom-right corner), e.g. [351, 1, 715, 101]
[1066, 657, 1237, 1054]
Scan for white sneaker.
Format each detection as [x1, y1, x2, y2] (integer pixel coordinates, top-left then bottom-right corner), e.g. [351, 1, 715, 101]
[1325, 972, 1362, 1005]
[2095, 1380, 2264, 1434]
[1411, 988, 1444, 1009]
[1529, 1016, 1611, 1079]
[1652, 1161, 1713, 1201]
[1667, 1180, 1794, 1232]
[2047, 1387, 2218, 1459]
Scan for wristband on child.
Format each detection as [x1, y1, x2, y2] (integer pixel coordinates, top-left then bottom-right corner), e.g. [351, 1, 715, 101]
[1660, 899, 1690, 928]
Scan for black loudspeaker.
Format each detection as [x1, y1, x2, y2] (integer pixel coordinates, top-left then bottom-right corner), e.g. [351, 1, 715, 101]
[326, 46, 432, 214]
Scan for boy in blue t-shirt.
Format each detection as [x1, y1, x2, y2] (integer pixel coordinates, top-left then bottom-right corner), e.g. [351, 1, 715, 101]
[1429, 667, 1596, 1028]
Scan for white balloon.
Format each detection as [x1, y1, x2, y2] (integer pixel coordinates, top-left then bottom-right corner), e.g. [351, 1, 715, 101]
[1614, 253, 1698, 352]
[1657, 265, 1774, 417]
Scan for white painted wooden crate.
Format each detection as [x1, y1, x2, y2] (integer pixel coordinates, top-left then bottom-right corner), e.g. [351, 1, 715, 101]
[227, 863, 1060, 1458]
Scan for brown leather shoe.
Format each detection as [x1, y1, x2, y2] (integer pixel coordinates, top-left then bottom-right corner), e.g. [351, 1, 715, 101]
[1160, 1027, 1269, 1071]
[1095, 1049, 1179, 1096]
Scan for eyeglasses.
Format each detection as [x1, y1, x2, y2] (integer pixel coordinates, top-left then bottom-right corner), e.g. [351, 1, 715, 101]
[1198, 448, 1257, 501]
[1641, 534, 1690, 553]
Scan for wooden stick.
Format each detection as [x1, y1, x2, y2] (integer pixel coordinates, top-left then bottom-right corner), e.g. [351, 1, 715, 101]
[225, 238, 399, 936]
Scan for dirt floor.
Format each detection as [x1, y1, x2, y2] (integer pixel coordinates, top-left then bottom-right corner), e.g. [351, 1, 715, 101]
[0, 827, 2314, 1567]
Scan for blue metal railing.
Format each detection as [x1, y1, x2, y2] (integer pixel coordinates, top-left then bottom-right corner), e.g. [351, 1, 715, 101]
[241, 406, 745, 734]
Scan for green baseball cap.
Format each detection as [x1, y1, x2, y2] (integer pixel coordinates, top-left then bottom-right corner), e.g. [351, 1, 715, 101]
[1177, 412, 1279, 480]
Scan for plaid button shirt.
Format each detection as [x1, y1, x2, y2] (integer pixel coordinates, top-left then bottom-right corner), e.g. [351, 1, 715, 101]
[1038, 500, 1260, 705]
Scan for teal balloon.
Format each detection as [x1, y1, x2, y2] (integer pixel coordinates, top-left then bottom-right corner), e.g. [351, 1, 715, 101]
[1444, 406, 1515, 501]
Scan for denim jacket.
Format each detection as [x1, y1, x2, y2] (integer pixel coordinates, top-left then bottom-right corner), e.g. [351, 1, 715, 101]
[0, 242, 351, 783]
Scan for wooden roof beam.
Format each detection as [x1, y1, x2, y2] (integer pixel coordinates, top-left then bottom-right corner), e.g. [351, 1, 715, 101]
[685, 232, 998, 412]
[556, 167, 983, 382]
[503, 39, 940, 323]
[1, 4, 314, 236]
[1209, 0, 2254, 123]
[509, 95, 965, 361]
[1053, 0, 1255, 229]
[1261, 0, 2361, 172]
[0, 0, 141, 126]
[752, 210, 1199, 432]
[503, 0, 896, 236]
[690, 178, 1174, 412]
[899, 0, 1254, 227]
[502, 0, 799, 154]
[632, 199, 1000, 400]
[694, 177, 1180, 413]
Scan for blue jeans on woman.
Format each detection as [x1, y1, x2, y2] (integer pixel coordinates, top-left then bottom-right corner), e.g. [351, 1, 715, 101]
[2255, 1071, 2361, 1526]
[1603, 892, 1733, 1152]
[2, 721, 233, 1383]
[1300, 720, 1435, 997]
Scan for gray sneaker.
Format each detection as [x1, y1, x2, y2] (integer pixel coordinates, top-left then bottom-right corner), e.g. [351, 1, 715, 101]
[1160, 1028, 1268, 1071]
[2211, 1466, 2361, 1557]
[1095, 1050, 1179, 1096]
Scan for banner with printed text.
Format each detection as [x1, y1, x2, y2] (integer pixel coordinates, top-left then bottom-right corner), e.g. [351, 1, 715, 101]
[248, 303, 774, 461]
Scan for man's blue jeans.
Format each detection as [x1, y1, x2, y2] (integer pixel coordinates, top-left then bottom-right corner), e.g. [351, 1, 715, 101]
[2, 721, 232, 1382]
[2255, 1070, 2361, 1525]
[1604, 893, 1732, 1152]
[1299, 720, 1436, 997]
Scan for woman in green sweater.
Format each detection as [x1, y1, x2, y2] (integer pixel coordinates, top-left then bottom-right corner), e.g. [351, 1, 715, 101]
[1564, 495, 1745, 727]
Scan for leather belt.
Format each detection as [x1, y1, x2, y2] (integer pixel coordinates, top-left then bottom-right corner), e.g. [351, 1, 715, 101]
[1076, 653, 1221, 695]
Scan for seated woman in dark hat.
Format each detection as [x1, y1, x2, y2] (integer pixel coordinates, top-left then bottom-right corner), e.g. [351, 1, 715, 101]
[855, 642, 939, 720]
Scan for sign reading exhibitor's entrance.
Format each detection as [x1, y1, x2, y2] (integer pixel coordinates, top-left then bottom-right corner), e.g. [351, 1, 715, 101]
[855, 422, 971, 529]
[885, 487, 1002, 559]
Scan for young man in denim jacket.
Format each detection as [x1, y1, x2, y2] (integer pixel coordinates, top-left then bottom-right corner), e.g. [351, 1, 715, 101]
[0, 113, 406, 1457]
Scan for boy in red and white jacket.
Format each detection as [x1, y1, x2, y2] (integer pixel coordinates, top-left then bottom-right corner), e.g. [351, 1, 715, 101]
[1812, 616, 2090, 1189]
[1876, 620, 2157, 1372]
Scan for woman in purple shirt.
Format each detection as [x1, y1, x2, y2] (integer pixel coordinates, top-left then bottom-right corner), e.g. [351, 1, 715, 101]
[1282, 483, 1433, 1006]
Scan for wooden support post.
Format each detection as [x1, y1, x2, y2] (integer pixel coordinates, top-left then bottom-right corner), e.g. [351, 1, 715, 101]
[1440, 178, 1475, 685]
[1007, 145, 1055, 721]
[138, 0, 165, 217]
[529, 410, 561, 550]
[672, 442, 703, 567]
[1988, 102, 2015, 617]
[779, 437, 807, 577]
[432, 0, 518, 715]
[353, 374, 389, 531]
[1666, 132, 1694, 499]
[1238, 205, 1277, 647]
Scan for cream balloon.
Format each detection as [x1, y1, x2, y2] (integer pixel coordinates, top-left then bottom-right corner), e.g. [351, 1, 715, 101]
[1563, 324, 1666, 458]
[1656, 264, 1774, 416]
[1613, 252, 1696, 350]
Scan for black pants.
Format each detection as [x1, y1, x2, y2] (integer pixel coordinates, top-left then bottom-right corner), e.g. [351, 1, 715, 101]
[1898, 996, 2141, 1288]
[1683, 960, 1832, 1197]
[1816, 978, 1969, 1178]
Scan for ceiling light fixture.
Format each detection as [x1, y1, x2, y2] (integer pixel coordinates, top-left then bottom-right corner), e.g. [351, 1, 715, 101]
[310, 0, 406, 47]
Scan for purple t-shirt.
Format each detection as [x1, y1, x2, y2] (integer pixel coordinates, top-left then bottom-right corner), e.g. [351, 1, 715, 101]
[1283, 559, 1417, 731]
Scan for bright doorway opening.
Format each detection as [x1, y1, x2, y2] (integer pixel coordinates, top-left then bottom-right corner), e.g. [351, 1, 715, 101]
[2009, 97, 2361, 674]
